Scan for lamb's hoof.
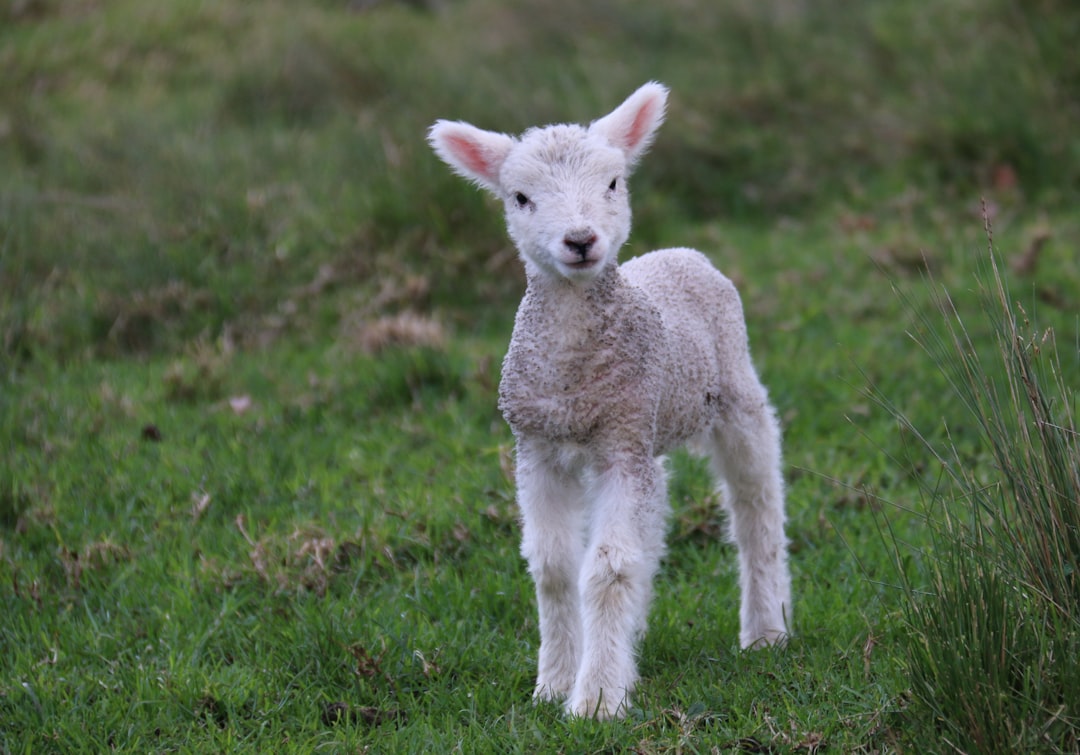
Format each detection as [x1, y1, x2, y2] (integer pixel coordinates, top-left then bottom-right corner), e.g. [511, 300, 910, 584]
[741, 628, 790, 650]
[566, 691, 629, 720]
[532, 682, 570, 704]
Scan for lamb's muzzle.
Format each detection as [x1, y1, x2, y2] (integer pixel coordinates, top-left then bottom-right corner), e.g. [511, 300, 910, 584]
[564, 230, 597, 256]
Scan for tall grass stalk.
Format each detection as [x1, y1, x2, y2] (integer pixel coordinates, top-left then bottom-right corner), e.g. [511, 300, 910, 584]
[877, 210, 1079, 753]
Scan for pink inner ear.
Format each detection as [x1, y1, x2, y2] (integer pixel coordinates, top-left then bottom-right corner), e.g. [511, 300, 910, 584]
[624, 100, 657, 150]
[447, 134, 494, 180]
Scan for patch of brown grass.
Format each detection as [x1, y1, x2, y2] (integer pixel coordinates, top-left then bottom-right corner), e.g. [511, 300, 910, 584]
[350, 311, 447, 354]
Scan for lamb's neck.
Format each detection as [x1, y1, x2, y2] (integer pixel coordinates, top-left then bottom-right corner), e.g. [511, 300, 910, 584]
[523, 264, 624, 319]
[513, 264, 636, 371]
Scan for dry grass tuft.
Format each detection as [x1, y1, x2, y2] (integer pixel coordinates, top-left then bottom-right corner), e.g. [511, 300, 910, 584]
[350, 311, 447, 354]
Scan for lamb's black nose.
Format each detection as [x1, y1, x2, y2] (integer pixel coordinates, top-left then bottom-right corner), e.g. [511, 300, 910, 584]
[564, 231, 597, 258]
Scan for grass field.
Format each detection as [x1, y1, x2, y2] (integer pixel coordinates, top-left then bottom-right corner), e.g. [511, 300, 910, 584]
[2, 0, 1079, 751]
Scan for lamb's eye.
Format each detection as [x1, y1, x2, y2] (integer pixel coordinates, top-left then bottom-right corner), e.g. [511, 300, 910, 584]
[608, 178, 618, 192]
[514, 192, 530, 207]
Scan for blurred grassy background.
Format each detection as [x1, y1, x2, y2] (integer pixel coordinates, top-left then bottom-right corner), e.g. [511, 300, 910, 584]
[2, 0, 1078, 364]
[3, 1, 1080, 749]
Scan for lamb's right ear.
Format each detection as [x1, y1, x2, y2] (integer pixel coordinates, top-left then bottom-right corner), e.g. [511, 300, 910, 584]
[427, 120, 515, 194]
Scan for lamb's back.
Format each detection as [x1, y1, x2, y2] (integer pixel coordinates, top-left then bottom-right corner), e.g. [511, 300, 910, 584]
[620, 248, 745, 343]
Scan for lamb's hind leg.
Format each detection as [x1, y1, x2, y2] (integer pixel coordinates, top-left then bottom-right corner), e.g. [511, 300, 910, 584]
[710, 397, 792, 648]
[516, 443, 588, 702]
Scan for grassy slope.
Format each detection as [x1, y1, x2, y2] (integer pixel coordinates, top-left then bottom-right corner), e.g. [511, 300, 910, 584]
[2, 0, 1079, 751]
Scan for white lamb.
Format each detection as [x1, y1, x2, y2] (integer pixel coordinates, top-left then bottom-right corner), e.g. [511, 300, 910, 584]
[428, 82, 791, 719]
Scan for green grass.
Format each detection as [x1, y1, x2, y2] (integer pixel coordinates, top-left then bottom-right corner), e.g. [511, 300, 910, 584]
[873, 224, 1080, 753]
[2, 0, 1080, 751]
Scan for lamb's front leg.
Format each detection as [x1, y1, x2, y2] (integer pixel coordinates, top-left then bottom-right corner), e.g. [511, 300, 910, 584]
[516, 444, 588, 702]
[569, 458, 669, 719]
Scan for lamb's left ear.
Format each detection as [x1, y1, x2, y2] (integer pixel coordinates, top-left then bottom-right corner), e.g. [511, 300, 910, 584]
[589, 81, 668, 166]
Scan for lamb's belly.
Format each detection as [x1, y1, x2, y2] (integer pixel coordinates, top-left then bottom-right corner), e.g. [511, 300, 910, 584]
[653, 368, 723, 453]
[504, 398, 714, 458]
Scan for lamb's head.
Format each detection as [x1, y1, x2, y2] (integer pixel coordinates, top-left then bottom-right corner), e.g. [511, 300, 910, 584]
[428, 82, 668, 284]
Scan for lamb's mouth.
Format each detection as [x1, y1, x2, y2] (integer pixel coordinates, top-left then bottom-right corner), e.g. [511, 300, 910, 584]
[556, 253, 604, 279]
[567, 258, 599, 269]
